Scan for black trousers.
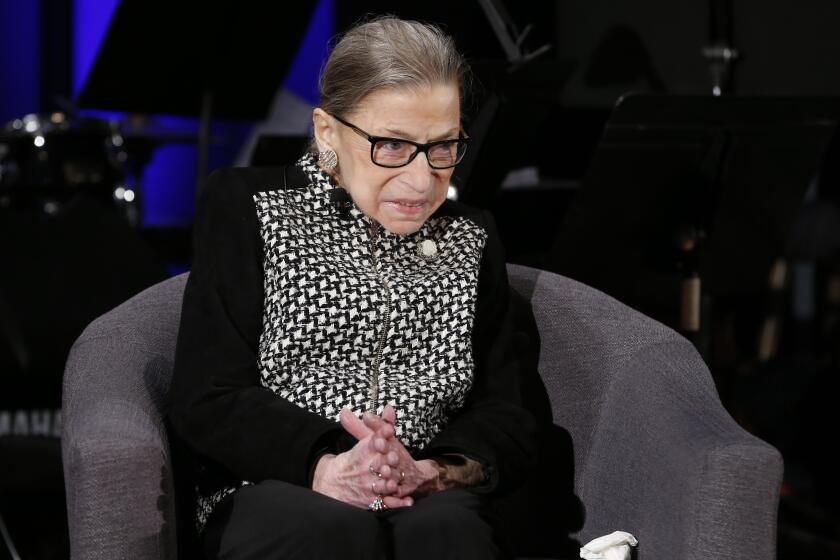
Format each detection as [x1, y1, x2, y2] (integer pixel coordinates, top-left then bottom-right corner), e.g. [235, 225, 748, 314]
[202, 480, 512, 560]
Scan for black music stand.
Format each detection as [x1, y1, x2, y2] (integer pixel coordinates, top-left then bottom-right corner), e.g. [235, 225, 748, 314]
[549, 93, 839, 341]
[453, 56, 576, 207]
[75, 0, 317, 198]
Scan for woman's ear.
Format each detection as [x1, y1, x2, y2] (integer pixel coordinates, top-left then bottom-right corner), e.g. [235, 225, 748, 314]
[312, 108, 335, 152]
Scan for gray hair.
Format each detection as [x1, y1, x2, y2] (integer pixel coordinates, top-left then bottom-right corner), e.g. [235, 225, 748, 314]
[312, 16, 471, 151]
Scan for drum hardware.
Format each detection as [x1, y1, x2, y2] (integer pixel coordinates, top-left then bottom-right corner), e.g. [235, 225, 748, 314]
[757, 259, 789, 363]
[1, 112, 137, 224]
[678, 225, 707, 333]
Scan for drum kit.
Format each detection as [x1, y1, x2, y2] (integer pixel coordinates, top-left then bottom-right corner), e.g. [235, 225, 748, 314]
[0, 112, 135, 222]
[0, 111, 196, 227]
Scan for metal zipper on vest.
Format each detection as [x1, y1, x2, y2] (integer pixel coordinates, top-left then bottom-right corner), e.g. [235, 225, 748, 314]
[368, 222, 391, 413]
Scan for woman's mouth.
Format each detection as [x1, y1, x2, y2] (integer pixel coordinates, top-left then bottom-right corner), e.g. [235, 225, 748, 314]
[385, 200, 426, 215]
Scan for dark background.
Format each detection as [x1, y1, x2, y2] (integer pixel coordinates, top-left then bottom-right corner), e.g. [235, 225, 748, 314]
[2, 0, 840, 558]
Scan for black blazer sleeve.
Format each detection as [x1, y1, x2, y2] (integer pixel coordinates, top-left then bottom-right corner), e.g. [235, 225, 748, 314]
[168, 168, 346, 487]
[418, 210, 539, 495]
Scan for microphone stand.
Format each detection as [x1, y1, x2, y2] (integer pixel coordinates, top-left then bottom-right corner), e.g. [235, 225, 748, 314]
[702, 0, 740, 96]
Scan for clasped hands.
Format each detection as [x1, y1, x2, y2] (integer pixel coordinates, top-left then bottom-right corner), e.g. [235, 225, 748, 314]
[311, 404, 445, 509]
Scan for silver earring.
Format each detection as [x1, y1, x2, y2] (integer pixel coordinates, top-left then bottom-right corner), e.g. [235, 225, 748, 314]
[318, 149, 338, 170]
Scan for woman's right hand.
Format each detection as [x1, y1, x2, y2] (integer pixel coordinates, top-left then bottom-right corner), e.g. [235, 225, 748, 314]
[311, 409, 413, 509]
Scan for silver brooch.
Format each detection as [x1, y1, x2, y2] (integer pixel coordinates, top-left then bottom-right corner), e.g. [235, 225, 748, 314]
[416, 239, 438, 262]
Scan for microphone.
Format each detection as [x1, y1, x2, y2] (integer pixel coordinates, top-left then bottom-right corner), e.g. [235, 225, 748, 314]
[329, 188, 352, 219]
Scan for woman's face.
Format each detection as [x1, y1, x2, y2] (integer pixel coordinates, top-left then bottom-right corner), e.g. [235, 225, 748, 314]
[313, 83, 461, 235]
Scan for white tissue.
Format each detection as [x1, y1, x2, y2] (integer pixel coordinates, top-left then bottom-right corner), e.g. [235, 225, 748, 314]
[580, 531, 638, 560]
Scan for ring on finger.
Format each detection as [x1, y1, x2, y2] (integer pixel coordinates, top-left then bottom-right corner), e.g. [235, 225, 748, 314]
[368, 494, 386, 512]
[369, 464, 382, 478]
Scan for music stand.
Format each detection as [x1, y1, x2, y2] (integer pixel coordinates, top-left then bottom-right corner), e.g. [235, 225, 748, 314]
[75, 0, 317, 197]
[549, 93, 839, 337]
[453, 56, 576, 207]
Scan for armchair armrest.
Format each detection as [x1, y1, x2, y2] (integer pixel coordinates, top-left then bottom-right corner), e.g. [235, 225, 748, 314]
[507, 265, 783, 560]
[62, 328, 176, 559]
[569, 337, 782, 560]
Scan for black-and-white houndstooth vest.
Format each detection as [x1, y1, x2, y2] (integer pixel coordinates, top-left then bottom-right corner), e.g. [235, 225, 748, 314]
[195, 154, 488, 531]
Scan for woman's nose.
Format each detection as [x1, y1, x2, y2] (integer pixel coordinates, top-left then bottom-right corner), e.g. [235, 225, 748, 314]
[403, 152, 435, 193]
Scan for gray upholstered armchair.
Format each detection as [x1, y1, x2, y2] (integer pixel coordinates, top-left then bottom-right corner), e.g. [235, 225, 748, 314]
[62, 265, 783, 559]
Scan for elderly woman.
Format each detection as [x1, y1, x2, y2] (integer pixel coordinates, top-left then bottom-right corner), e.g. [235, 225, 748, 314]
[169, 16, 537, 560]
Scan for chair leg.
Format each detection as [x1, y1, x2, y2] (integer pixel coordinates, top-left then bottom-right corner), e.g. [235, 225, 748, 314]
[0, 511, 22, 560]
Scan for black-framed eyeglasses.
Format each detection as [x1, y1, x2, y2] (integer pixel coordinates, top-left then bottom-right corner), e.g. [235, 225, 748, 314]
[332, 114, 469, 169]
